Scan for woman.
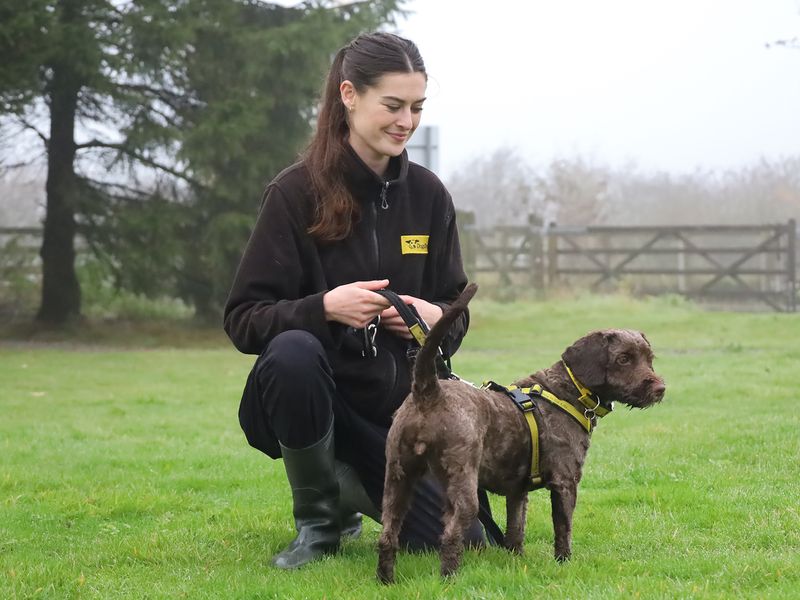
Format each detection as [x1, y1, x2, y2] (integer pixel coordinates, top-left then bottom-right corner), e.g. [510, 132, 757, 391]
[224, 31, 490, 570]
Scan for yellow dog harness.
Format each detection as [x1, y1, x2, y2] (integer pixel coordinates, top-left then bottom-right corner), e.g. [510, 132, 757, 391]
[483, 362, 613, 490]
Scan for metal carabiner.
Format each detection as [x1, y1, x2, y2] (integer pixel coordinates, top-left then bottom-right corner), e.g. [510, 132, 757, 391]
[361, 315, 380, 358]
[584, 396, 601, 420]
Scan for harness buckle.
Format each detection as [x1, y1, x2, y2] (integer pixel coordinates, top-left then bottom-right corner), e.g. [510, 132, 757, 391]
[510, 389, 536, 413]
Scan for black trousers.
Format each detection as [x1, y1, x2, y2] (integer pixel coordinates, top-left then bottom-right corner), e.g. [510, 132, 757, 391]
[238, 329, 493, 550]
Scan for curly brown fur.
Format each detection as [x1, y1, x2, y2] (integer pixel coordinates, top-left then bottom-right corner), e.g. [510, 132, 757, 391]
[377, 284, 666, 583]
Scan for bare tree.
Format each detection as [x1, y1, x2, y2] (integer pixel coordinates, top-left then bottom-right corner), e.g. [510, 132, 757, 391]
[534, 157, 610, 227]
[447, 147, 541, 227]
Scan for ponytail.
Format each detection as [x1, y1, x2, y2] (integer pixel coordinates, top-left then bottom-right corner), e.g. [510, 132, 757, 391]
[305, 47, 354, 241]
[304, 33, 426, 242]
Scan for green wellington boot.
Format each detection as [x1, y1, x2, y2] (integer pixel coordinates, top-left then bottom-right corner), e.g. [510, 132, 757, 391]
[335, 459, 382, 540]
[272, 425, 342, 569]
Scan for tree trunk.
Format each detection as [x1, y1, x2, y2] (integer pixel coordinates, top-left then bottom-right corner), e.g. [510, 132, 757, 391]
[36, 55, 82, 325]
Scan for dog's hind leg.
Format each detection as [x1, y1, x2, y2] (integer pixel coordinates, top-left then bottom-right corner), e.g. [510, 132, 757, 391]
[377, 452, 426, 584]
[438, 466, 480, 578]
[503, 489, 528, 554]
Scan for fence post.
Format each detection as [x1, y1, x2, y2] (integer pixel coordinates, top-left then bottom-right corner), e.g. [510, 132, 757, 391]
[458, 210, 477, 280]
[546, 223, 558, 288]
[788, 219, 797, 312]
[678, 236, 687, 293]
[528, 215, 545, 295]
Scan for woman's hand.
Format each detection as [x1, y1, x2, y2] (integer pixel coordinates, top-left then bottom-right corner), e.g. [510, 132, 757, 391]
[323, 280, 391, 329]
[381, 296, 443, 340]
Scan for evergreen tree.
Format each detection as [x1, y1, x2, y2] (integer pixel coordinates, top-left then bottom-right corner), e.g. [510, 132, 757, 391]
[0, 0, 401, 324]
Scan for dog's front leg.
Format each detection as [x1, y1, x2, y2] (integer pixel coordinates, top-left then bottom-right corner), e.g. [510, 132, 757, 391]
[549, 485, 577, 562]
[503, 490, 528, 554]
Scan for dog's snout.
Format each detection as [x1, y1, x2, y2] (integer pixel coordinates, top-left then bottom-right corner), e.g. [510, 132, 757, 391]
[645, 374, 666, 402]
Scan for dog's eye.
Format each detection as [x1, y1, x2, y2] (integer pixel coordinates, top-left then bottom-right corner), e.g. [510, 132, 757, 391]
[617, 354, 631, 365]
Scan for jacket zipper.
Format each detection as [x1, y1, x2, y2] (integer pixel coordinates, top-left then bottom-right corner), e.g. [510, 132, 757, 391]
[373, 180, 401, 402]
[380, 181, 390, 209]
[372, 181, 391, 275]
[370, 197, 380, 275]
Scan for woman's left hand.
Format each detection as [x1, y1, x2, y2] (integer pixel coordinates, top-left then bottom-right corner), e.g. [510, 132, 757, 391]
[380, 296, 443, 340]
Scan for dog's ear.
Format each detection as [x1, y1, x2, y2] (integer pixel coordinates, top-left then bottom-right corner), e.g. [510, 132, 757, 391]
[561, 330, 613, 390]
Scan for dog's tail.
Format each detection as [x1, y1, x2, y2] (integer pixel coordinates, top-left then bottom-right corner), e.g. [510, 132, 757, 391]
[412, 283, 478, 401]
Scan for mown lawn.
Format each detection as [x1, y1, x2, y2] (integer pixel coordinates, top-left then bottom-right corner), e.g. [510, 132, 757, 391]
[1, 295, 799, 599]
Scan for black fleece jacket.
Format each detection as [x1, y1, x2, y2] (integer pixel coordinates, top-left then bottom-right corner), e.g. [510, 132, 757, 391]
[223, 146, 469, 424]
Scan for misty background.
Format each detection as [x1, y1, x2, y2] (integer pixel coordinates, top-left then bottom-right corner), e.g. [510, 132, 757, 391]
[1, 0, 798, 324]
[397, 0, 800, 228]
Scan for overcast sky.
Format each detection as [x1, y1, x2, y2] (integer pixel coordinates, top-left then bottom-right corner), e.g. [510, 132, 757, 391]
[395, 0, 800, 179]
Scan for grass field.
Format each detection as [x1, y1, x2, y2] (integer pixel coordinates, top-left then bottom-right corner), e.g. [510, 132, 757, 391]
[1, 294, 799, 599]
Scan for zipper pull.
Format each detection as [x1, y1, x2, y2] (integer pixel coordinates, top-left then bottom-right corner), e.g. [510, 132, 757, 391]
[380, 181, 390, 209]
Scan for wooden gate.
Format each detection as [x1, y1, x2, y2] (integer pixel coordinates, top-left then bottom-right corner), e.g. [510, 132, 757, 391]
[460, 219, 797, 312]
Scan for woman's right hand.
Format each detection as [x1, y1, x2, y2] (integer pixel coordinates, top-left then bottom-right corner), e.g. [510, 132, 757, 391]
[323, 280, 391, 329]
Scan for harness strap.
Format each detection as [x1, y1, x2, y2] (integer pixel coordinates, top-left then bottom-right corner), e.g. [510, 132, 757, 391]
[373, 289, 454, 379]
[505, 386, 544, 489]
[483, 381, 543, 490]
[483, 379, 602, 490]
[532, 386, 594, 433]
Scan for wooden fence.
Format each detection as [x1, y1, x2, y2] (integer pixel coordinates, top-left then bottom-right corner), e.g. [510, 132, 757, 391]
[460, 218, 798, 312]
[3, 221, 799, 312]
[0, 226, 42, 240]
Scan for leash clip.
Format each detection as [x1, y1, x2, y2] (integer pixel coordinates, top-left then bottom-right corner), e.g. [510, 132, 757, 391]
[406, 344, 419, 363]
[583, 395, 600, 420]
[361, 316, 380, 358]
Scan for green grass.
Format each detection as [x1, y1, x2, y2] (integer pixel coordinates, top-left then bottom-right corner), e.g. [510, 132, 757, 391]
[1, 294, 799, 599]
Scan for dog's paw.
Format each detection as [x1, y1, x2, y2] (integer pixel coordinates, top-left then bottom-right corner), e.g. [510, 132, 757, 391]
[376, 565, 394, 585]
[555, 551, 571, 563]
[440, 563, 459, 579]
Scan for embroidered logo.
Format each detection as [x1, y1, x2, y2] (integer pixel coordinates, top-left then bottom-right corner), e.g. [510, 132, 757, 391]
[401, 235, 429, 255]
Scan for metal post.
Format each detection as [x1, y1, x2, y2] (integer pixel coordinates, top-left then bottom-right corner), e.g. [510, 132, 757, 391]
[406, 126, 439, 173]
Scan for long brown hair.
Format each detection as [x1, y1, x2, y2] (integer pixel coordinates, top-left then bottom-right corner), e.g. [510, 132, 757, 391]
[304, 32, 426, 242]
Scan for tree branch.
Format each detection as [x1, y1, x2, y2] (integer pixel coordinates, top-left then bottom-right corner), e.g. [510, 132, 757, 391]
[145, 103, 184, 129]
[13, 115, 50, 148]
[0, 157, 41, 170]
[116, 82, 199, 112]
[77, 174, 155, 201]
[75, 138, 118, 149]
[75, 139, 201, 187]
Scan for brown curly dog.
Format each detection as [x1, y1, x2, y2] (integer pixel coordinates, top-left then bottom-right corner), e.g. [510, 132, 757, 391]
[377, 283, 666, 582]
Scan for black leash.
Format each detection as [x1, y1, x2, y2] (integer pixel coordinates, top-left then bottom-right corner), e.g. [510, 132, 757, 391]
[374, 289, 431, 347]
[360, 289, 454, 379]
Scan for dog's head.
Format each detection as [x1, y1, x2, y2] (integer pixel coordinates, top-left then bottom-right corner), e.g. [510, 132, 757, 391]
[561, 329, 665, 409]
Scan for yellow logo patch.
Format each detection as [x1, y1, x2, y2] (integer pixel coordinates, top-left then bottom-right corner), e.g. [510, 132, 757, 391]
[401, 235, 429, 255]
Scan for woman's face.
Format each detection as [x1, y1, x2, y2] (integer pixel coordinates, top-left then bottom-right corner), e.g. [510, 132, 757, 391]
[341, 71, 427, 176]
